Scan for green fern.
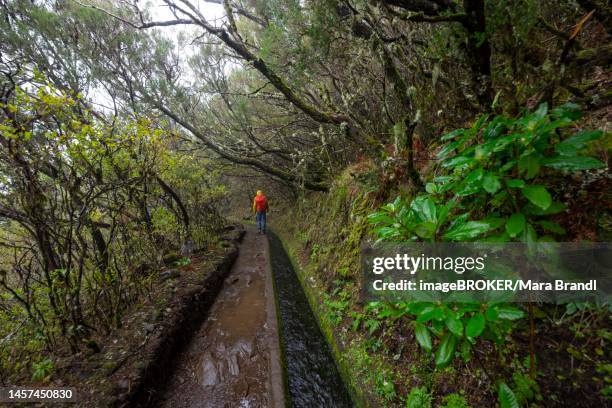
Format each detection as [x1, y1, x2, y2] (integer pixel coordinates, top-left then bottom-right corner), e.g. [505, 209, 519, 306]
[498, 382, 519, 408]
[31, 358, 53, 382]
[440, 393, 470, 408]
[406, 386, 432, 408]
[512, 372, 540, 404]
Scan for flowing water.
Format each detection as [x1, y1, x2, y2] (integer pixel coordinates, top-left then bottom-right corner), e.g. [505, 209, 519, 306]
[268, 231, 352, 407]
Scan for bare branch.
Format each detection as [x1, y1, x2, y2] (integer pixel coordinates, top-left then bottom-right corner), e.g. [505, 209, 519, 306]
[71, 0, 195, 29]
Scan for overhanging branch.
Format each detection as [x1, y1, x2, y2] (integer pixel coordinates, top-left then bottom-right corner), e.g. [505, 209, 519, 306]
[150, 100, 328, 191]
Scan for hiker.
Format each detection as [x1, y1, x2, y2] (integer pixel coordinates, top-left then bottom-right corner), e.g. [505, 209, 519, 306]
[252, 190, 269, 234]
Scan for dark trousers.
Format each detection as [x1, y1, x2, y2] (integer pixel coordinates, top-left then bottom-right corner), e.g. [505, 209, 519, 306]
[256, 211, 267, 232]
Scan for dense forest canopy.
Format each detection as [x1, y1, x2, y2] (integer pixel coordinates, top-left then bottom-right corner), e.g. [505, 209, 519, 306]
[5, 0, 609, 194]
[0, 0, 610, 405]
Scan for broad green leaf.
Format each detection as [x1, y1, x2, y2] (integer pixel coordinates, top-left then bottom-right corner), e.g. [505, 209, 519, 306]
[472, 113, 490, 132]
[448, 212, 470, 228]
[437, 140, 461, 159]
[551, 102, 581, 120]
[445, 314, 464, 337]
[494, 305, 525, 320]
[542, 156, 605, 171]
[555, 130, 603, 155]
[406, 303, 435, 315]
[430, 319, 445, 337]
[523, 103, 548, 130]
[499, 160, 517, 173]
[434, 333, 457, 368]
[464, 168, 484, 184]
[442, 155, 475, 169]
[535, 118, 573, 136]
[482, 173, 501, 193]
[414, 221, 437, 239]
[493, 134, 520, 152]
[374, 226, 400, 239]
[443, 221, 491, 241]
[417, 306, 446, 323]
[415, 305, 434, 318]
[481, 216, 505, 230]
[523, 201, 566, 216]
[414, 322, 432, 352]
[457, 167, 484, 195]
[484, 116, 507, 139]
[522, 185, 552, 210]
[498, 382, 520, 408]
[522, 223, 538, 244]
[533, 102, 548, 121]
[506, 179, 525, 188]
[367, 213, 395, 224]
[485, 306, 499, 321]
[537, 220, 566, 235]
[437, 201, 454, 227]
[505, 213, 526, 237]
[425, 182, 438, 193]
[518, 155, 541, 179]
[441, 128, 465, 141]
[465, 313, 485, 338]
[411, 196, 437, 222]
[433, 176, 455, 183]
[456, 304, 480, 313]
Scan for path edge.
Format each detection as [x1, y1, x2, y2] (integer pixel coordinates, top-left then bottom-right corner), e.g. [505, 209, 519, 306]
[116, 225, 246, 407]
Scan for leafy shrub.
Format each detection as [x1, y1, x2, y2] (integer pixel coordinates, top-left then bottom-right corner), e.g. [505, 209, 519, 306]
[368, 104, 604, 369]
[31, 358, 53, 382]
[173, 256, 191, 266]
[370, 103, 604, 244]
[511, 372, 541, 405]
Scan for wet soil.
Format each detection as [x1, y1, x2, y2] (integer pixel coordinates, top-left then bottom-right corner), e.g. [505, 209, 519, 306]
[158, 227, 279, 408]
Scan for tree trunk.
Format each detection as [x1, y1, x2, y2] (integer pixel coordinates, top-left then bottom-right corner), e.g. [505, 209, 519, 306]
[463, 0, 493, 107]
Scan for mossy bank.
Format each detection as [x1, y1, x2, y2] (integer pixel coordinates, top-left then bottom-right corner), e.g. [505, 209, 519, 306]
[272, 162, 414, 407]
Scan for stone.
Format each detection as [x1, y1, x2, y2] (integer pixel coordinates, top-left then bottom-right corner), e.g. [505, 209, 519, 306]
[117, 379, 129, 392]
[162, 252, 181, 266]
[143, 323, 155, 334]
[181, 239, 195, 255]
[201, 353, 219, 386]
[159, 269, 180, 281]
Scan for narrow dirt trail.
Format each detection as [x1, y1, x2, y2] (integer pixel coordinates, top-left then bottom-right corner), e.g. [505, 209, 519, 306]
[158, 227, 283, 408]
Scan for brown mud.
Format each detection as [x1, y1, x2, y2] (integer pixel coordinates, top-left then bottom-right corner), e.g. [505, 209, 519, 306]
[157, 227, 283, 408]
